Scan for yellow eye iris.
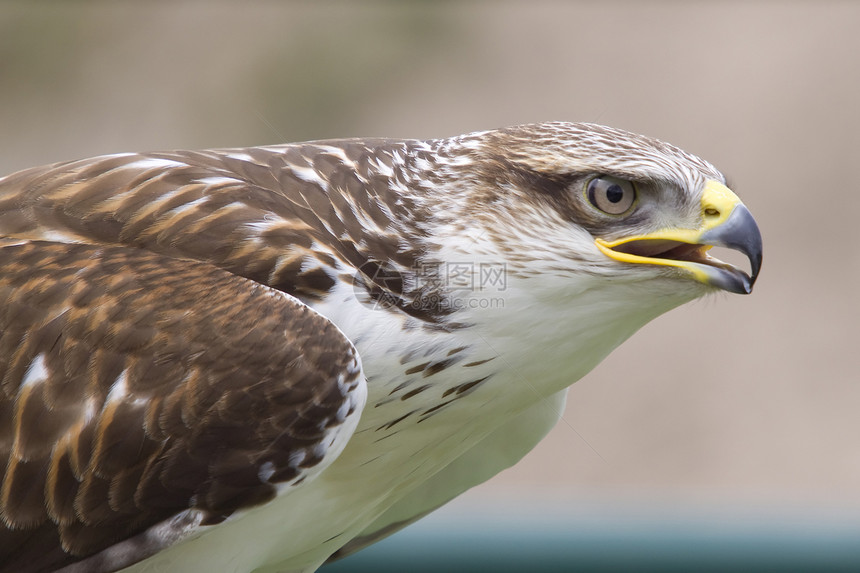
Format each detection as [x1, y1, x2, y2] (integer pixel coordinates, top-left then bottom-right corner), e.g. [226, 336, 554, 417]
[585, 176, 636, 215]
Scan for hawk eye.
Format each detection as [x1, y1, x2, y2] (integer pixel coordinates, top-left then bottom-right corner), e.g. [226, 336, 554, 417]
[585, 176, 636, 215]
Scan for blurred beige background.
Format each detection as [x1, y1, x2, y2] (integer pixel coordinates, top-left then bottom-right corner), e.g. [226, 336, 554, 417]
[1, 1, 857, 515]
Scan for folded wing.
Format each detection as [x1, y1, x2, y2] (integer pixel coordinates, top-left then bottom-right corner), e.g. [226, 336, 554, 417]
[0, 240, 365, 573]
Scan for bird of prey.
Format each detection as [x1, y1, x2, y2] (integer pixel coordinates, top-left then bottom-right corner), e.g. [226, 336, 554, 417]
[0, 122, 761, 573]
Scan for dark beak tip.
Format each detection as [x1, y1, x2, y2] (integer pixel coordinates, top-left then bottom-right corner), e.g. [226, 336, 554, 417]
[700, 204, 763, 294]
[749, 255, 763, 289]
[746, 237, 763, 292]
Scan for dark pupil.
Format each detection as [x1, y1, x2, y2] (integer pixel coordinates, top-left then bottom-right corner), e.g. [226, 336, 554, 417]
[605, 184, 624, 203]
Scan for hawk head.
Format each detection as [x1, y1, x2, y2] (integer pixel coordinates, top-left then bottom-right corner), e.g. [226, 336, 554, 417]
[421, 122, 761, 307]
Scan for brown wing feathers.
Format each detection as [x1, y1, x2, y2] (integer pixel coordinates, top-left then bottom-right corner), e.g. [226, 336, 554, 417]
[0, 241, 362, 572]
[0, 146, 417, 302]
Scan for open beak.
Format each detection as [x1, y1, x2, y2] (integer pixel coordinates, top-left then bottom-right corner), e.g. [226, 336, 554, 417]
[594, 181, 763, 294]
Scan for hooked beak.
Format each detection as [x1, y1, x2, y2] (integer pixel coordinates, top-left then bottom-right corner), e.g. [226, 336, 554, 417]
[594, 180, 763, 294]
